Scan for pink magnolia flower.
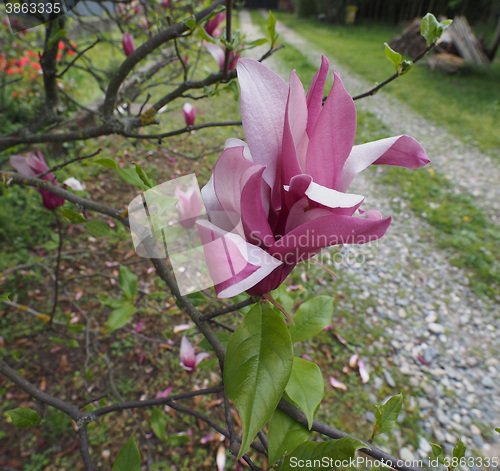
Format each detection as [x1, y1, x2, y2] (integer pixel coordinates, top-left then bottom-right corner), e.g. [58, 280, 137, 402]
[198, 57, 429, 298]
[182, 103, 200, 127]
[205, 12, 226, 37]
[179, 336, 210, 375]
[205, 42, 241, 71]
[175, 179, 204, 228]
[10, 151, 65, 210]
[122, 32, 135, 57]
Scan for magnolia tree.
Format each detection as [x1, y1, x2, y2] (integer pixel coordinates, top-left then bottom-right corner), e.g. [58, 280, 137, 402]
[0, 1, 475, 470]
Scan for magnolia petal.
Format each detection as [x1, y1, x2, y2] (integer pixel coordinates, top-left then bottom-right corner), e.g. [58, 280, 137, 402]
[217, 444, 226, 471]
[173, 323, 191, 334]
[240, 166, 274, 247]
[180, 336, 195, 365]
[306, 55, 329, 136]
[10, 155, 36, 176]
[224, 138, 254, 162]
[63, 177, 85, 191]
[197, 220, 282, 298]
[358, 359, 370, 383]
[339, 135, 430, 192]
[213, 146, 263, 217]
[270, 213, 392, 263]
[205, 41, 225, 69]
[349, 354, 359, 369]
[195, 352, 210, 367]
[305, 181, 364, 209]
[306, 70, 356, 190]
[282, 70, 308, 184]
[329, 376, 348, 391]
[155, 386, 173, 399]
[237, 58, 288, 201]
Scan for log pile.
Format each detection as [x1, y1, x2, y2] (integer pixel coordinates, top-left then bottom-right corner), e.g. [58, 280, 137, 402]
[389, 16, 490, 72]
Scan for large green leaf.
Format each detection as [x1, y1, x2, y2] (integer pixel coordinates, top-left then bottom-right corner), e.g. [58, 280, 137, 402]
[289, 296, 333, 343]
[224, 302, 293, 458]
[285, 358, 324, 429]
[6, 408, 40, 427]
[112, 434, 141, 471]
[85, 220, 111, 237]
[371, 393, 403, 439]
[107, 303, 135, 331]
[268, 409, 310, 465]
[280, 437, 366, 471]
[118, 265, 138, 302]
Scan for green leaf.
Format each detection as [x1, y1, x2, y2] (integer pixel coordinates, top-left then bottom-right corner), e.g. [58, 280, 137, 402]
[453, 438, 466, 463]
[134, 163, 153, 189]
[285, 358, 324, 429]
[267, 11, 278, 46]
[85, 220, 111, 237]
[384, 42, 402, 74]
[0, 292, 11, 303]
[93, 158, 149, 190]
[496, 427, 500, 433]
[60, 207, 86, 224]
[246, 38, 269, 48]
[107, 303, 135, 331]
[268, 409, 310, 465]
[6, 408, 40, 427]
[93, 158, 118, 169]
[112, 434, 141, 471]
[421, 13, 452, 46]
[430, 443, 446, 465]
[372, 393, 403, 439]
[151, 407, 167, 441]
[184, 16, 197, 29]
[66, 339, 79, 348]
[288, 296, 333, 343]
[400, 59, 414, 75]
[224, 302, 293, 458]
[280, 437, 366, 471]
[119, 266, 138, 302]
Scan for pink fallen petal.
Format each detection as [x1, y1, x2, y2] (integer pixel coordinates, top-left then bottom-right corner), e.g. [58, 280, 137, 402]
[301, 354, 314, 361]
[217, 444, 226, 471]
[155, 386, 173, 399]
[358, 359, 370, 383]
[349, 354, 359, 369]
[334, 333, 347, 345]
[135, 321, 145, 333]
[200, 433, 215, 444]
[173, 324, 191, 334]
[329, 376, 348, 391]
[323, 324, 334, 332]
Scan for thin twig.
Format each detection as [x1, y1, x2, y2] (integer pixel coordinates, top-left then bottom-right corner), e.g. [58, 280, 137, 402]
[199, 297, 256, 321]
[37, 148, 102, 178]
[56, 38, 101, 78]
[352, 43, 435, 101]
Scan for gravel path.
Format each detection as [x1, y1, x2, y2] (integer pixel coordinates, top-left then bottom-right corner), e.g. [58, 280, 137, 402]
[240, 10, 500, 468]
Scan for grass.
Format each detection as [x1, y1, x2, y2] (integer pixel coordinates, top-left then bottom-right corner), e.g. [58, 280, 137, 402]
[273, 12, 500, 156]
